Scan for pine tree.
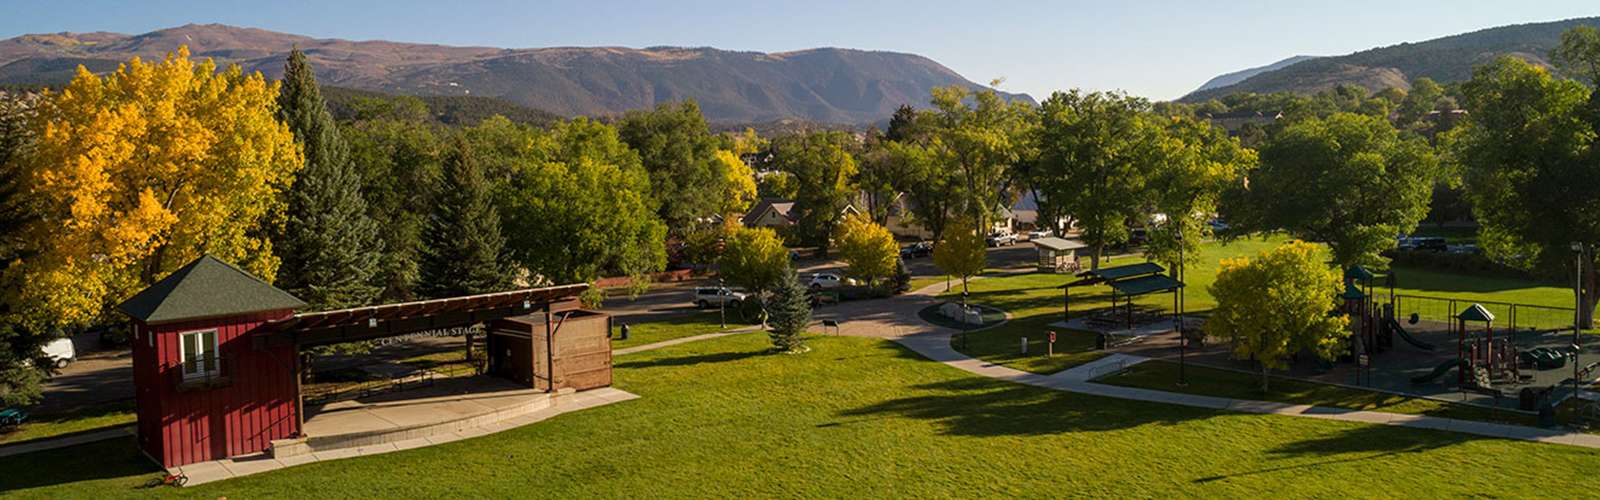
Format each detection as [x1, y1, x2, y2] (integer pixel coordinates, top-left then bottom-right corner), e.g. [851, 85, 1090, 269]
[419, 136, 512, 298]
[766, 265, 811, 354]
[275, 48, 384, 310]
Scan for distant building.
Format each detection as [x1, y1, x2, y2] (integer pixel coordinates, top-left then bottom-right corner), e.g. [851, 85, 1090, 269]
[740, 198, 859, 229]
[1204, 110, 1282, 133]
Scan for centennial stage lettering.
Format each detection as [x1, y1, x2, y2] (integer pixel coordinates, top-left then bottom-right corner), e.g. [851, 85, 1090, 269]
[371, 326, 485, 347]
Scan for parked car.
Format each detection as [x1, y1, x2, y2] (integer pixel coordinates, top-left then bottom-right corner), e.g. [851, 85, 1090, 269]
[1398, 236, 1447, 252]
[900, 242, 933, 259]
[1206, 219, 1229, 232]
[692, 287, 746, 309]
[807, 272, 844, 290]
[986, 232, 1017, 247]
[1028, 230, 1051, 240]
[43, 337, 75, 369]
[788, 249, 802, 261]
[1127, 227, 1149, 246]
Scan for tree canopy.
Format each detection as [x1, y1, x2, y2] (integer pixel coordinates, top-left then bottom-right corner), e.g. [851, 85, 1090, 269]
[617, 99, 726, 237]
[1207, 240, 1350, 391]
[1232, 113, 1438, 268]
[3, 47, 300, 329]
[834, 214, 899, 283]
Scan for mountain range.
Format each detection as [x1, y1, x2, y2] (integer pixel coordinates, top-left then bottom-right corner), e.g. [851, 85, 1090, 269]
[0, 24, 1029, 124]
[1183, 16, 1600, 103]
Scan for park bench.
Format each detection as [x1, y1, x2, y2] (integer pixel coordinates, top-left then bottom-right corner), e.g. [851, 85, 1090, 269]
[1459, 384, 1504, 407]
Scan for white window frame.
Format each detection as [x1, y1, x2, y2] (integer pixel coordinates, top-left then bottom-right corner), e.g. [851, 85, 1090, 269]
[179, 329, 220, 380]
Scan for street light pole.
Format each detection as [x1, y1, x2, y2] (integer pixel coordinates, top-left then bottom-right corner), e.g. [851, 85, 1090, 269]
[1573, 242, 1583, 399]
[1177, 229, 1188, 387]
[718, 277, 727, 329]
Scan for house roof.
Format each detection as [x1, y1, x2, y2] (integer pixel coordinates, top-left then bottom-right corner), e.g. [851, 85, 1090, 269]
[1032, 237, 1086, 252]
[116, 254, 307, 325]
[740, 198, 796, 226]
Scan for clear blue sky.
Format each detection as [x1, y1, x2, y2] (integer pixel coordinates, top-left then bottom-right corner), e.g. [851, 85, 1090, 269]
[3, 0, 1598, 101]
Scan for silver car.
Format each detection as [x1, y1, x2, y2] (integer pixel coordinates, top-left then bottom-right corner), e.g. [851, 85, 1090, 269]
[693, 287, 746, 309]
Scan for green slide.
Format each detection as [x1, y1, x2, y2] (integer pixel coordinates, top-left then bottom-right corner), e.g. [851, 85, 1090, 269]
[1389, 318, 1436, 351]
[1411, 359, 1468, 385]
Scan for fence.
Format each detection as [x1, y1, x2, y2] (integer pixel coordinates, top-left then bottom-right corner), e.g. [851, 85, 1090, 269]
[1373, 293, 1577, 333]
[302, 362, 483, 406]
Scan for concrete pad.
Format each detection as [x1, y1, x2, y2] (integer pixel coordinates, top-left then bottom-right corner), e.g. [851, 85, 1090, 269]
[1326, 411, 1395, 425]
[390, 437, 433, 451]
[220, 456, 286, 477]
[1176, 394, 1235, 410]
[357, 442, 399, 455]
[1299, 406, 1359, 417]
[1569, 433, 1600, 448]
[174, 460, 234, 486]
[311, 447, 363, 462]
[274, 453, 320, 468]
[424, 433, 463, 446]
[1443, 420, 1502, 438]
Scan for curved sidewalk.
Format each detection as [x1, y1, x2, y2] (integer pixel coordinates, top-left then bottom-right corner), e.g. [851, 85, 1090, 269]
[816, 280, 1600, 450]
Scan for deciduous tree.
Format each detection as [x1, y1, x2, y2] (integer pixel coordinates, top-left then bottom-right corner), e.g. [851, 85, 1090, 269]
[1233, 113, 1437, 268]
[770, 131, 858, 256]
[617, 99, 723, 237]
[1207, 240, 1349, 391]
[1452, 55, 1599, 326]
[4, 47, 301, 329]
[933, 217, 987, 294]
[714, 149, 757, 215]
[719, 226, 789, 295]
[834, 214, 899, 284]
[1030, 90, 1159, 268]
[498, 118, 667, 288]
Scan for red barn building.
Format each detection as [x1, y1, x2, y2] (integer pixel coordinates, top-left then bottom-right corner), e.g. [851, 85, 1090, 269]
[116, 255, 610, 468]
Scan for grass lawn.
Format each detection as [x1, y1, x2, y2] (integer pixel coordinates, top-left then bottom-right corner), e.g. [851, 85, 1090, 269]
[7, 333, 1600, 498]
[0, 399, 135, 447]
[611, 311, 738, 350]
[1097, 360, 1537, 427]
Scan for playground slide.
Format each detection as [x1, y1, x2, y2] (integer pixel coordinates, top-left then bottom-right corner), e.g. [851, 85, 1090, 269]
[1389, 318, 1436, 351]
[1411, 359, 1469, 385]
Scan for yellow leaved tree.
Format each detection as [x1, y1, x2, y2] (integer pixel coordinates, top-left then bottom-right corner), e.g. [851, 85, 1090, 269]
[5, 47, 302, 329]
[714, 149, 757, 215]
[1207, 240, 1350, 391]
[834, 213, 898, 284]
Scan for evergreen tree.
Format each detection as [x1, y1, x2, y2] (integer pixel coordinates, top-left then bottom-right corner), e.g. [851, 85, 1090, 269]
[419, 136, 512, 298]
[766, 265, 811, 354]
[275, 48, 384, 310]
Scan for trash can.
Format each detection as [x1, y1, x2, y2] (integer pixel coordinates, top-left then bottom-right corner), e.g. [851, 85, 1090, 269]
[619, 324, 630, 341]
[1096, 333, 1108, 350]
[1519, 387, 1540, 411]
[1539, 403, 1556, 428]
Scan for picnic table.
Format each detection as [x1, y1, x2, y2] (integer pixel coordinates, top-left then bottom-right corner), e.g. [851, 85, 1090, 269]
[0, 408, 29, 427]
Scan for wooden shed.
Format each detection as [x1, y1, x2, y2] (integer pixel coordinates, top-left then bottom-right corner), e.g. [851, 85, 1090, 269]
[489, 310, 613, 391]
[1033, 237, 1087, 273]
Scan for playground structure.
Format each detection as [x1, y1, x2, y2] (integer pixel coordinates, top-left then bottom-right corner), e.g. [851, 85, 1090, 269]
[1093, 264, 1595, 413]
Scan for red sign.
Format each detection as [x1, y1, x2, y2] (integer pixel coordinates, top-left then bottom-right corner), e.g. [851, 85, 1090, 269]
[1048, 331, 1057, 343]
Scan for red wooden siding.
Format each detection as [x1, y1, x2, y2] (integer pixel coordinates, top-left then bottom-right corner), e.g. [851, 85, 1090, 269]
[133, 310, 299, 467]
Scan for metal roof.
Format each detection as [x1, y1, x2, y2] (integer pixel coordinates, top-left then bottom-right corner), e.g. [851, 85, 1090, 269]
[1456, 303, 1496, 323]
[1344, 265, 1375, 280]
[259, 284, 590, 348]
[1108, 274, 1185, 296]
[1032, 237, 1086, 252]
[1078, 262, 1166, 281]
[116, 254, 307, 324]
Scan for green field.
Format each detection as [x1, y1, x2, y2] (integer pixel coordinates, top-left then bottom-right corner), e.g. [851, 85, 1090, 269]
[0, 400, 134, 447]
[7, 333, 1600, 498]
[611, 311, 737, 350]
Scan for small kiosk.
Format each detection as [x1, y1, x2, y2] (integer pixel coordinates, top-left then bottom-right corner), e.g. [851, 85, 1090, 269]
[1032, 236, 1086, 273]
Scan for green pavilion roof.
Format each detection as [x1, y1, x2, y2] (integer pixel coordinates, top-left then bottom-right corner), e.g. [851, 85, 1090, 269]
[1340, 282, 1368, 299]
[1456, 303, 1496, 323]
[1344, 265, 1375, 280]
[1079, 262, 1166, 281]
[1107, 274, 1185, 296]
[116, 254, 306, 324]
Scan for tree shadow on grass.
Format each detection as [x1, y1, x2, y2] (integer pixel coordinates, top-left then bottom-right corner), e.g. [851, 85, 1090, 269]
[1192, 423, 1471, 483]
[613, 349, 765, 370]
[0, 435, 160, 492]
[832, 377, 1216, 438]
